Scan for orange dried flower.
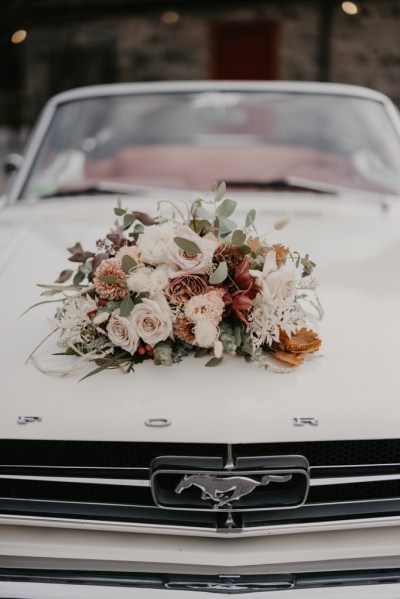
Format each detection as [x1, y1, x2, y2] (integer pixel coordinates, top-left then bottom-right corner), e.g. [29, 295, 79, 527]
[277, 328, 321, 354]
[272, 350, 305, 367]
[273, 244, 289, 267]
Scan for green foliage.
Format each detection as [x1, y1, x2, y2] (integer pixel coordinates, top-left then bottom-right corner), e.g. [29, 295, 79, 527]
[245, 209, 256, 228]
[209, 260, 228, 284]
[119, 295, 134, 317]
[205, 357, 223, 367]
[121, 255, 137, 274]
[153, 343, 173, 366]
[174, 237, 201, 254]
[73, 271, 85, 285]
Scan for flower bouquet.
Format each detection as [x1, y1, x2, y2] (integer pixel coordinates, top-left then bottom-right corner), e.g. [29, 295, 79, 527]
[29, 183, 322, 379]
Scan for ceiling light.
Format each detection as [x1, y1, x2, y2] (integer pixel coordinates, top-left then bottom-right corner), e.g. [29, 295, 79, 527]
[11, 30, 27, 44]
[341, 1, 360, 15]
[161, 11, 181, 25]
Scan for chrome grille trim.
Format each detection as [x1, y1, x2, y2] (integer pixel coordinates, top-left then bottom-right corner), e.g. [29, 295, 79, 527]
[2, 471, 400, 487]
[2, 441, 400, 535]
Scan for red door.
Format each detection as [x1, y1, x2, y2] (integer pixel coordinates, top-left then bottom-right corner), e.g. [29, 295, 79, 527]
[210, 22, 281, 80]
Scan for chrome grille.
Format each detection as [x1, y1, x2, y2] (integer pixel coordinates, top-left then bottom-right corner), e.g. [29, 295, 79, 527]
[1, 439, 400, 534]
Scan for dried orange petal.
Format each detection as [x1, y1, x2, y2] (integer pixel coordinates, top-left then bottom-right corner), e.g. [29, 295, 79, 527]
[272, 350, 304, 367]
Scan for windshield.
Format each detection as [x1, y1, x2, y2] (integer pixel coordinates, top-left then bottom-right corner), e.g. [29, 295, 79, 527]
[21, 91, 400, 197]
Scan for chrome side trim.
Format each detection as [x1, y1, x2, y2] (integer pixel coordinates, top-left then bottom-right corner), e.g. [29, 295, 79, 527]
[310, 473, 400, 486]
[0, 475, 151, 487]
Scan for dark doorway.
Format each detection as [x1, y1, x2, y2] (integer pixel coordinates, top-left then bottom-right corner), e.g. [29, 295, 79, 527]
[210, 22, 281, 80]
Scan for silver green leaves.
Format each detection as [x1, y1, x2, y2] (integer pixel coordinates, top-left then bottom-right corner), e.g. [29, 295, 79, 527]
[209, 260, 228, 284]
[174, 237, 201, 254]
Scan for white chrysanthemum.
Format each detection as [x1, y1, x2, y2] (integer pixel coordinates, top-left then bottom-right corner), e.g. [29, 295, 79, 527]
[193, 320, 219, 348]
[184, 290, 225, 324]
[127, 267, 153, 293]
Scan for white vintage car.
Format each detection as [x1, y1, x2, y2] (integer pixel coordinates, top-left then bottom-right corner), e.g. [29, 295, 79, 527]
[1, 81, 400, 598]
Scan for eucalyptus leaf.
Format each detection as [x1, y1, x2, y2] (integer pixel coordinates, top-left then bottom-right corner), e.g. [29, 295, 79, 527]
[123, 213, 136, 227]
[214, 181, 226, 203]
[216, 198, 237, 218]
[192, 219, 212, 235]
[73, 271, 85, 285]
[98, 275, 127, 285]
[209, 260, 228, 284]
[134, 223, 145, 234]
[174, 237, 201, 254]
[239, 244, 252, 255]
[232, 229, 246, 247]
[245, 209, 256, 228]
[119, 295, 134, 317]
[121, 255, 137, 274]
[218, 216, 237, 235]
[205, 357, 223, 367]
[114, 207, 126, 216]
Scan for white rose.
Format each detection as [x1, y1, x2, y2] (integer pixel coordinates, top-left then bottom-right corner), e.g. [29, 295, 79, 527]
[137, 222, 176, 266]
[107, 309, 139, 354]
[130, 297, 173, 346]
[166, 225, 218, 278]
[127, 267, 153, 293]
[264, 263, 297, 306]
[149, 265, 169, 292]
[193, 320, 219, 348]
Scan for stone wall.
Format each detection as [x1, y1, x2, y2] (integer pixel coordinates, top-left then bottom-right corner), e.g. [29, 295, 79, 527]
[2, 0, 400, 194]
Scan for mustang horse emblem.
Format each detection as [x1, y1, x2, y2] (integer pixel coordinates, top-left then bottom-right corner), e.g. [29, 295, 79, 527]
[175, 473, 293, 508]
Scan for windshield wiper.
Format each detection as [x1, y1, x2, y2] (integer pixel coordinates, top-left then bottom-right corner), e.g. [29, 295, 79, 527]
[39, 181, 149, 199]
[223, 177, 337, 195]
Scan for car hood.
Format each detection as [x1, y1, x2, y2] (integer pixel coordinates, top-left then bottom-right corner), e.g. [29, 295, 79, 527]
[1, 193, 400, 444]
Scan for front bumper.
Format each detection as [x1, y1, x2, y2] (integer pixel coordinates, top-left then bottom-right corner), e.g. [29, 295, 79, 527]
[2, 523, 400, 572]
[1, 569, 400, 599]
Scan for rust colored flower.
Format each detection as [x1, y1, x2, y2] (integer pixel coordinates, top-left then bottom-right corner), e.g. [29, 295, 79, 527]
[93, 258, 129, 300]
[173, 317, 195, 344]
[223, 258, 261, 323]
[275, 328, 321, 354]
[216, 244, 245, 277]
[272, 244, 289, 267]
[164, 275, 209, 305]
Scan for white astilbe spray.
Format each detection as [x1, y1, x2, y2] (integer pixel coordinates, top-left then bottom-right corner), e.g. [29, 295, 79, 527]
[247, 293, 303, 349]
[52, 294, 97, 346]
